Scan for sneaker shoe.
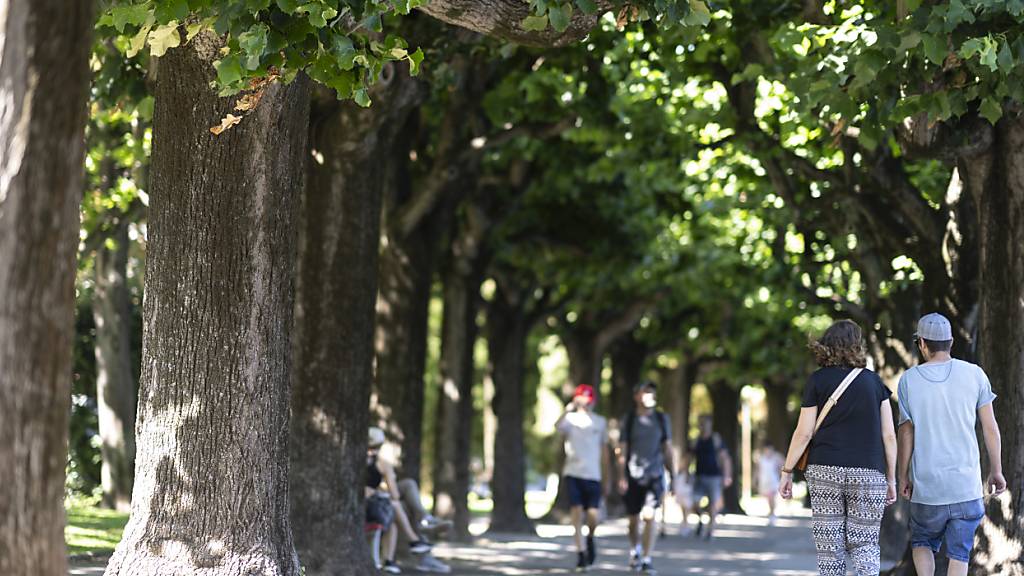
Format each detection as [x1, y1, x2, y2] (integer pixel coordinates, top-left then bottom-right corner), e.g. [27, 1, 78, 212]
[586, 535, 596, 566]
[409, 540, 432, 555]
[640, 559, 657, 574]
[415, 555, 452, 574]
[629, 549, 641, 570]
[695, 520, 704, 537]
[420, 515, 454, 534]
[576, 552, 588, 572]
[382, 561, 402, 574]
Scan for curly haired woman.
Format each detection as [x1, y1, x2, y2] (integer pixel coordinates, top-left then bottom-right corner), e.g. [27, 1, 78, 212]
[779, 319, 898, 576]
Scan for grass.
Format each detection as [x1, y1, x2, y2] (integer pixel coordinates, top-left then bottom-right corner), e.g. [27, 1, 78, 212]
[65, 497, 128, 556]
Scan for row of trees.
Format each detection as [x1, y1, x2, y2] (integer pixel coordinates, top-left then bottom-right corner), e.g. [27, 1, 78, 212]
[3, 1, 1022, 575]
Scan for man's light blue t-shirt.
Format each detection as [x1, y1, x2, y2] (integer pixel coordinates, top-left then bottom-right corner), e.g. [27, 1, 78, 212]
[897, 359, 996, 505]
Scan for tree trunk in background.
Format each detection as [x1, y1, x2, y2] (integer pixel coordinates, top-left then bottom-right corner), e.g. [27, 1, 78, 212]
[709, 383, 744, 515]
[959, 117, 1024, 576]
[93, 221, 138, 512]
[762, 380, 793, 453]
[432, 222, 487, 542]
[290, 68, 421, 576]
[610, 334, 647, 418]
[487, 285, 535, 534]
[0, 1, 93, 573]
[104, 41, 309, 576]
[662, 360, 695, 463]
[563, 330, 602, 392]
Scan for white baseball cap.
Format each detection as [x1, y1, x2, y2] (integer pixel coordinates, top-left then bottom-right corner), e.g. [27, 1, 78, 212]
[915, 313, 953, 341]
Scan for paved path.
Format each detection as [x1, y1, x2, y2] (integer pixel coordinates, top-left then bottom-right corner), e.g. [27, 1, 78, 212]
[70, 513, 826, 576]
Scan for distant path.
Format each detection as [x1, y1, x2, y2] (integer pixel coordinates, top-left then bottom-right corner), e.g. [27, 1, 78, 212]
[70, 513, 830, 575]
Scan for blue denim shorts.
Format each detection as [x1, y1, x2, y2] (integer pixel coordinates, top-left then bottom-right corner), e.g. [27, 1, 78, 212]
[910, 499, 985, 563]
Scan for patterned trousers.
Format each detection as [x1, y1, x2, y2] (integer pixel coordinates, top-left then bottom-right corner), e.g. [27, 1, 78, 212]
[805, 465, 888, 576]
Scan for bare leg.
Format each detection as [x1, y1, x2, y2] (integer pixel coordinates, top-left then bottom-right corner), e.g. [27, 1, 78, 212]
[398, 478, 429, 524]
[641, 507, 657, 557]
[392, 499, 420, 542]
[767, 493, 777, 517]
[947, 559, 968, 576]
[586, 508, 599, 537]
[383, 524, 398, 562]
[628, 514, 640, 550]
[571, 506, 584, 552]
[912, 548, 936, 576]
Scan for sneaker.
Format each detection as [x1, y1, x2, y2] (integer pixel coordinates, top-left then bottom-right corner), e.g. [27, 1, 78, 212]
[695, 520, 704, 537]
[768, 515, 777, 526]
[576, 552, 587, 572]
[382, 561, 402, 574]
[415, 555, 452, 574]
[420, 515, 453, 533]
[629, 549, 641, 570]
[409, 540, 432, 554]
[586, 535, 596, 566]
[640, 559, 657, 574]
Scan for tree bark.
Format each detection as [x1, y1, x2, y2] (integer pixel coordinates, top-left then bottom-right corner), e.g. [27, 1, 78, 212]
[610, 334, 648, 418]
[762, 380, 793, 453]
[432, 215, 488, 541]
[486, 284, 536, 534]
[416, 0, 607, 48]
[709, 382, 744, 515]
[564, 330, 603, 392]
[289, 67, 421, 576]
[0, 0, 93, 573]
[93, 221, 138, 512]
[957, 116, 1024, 576]
[104, 41, 309, 576]
[662, 360, 695, 462]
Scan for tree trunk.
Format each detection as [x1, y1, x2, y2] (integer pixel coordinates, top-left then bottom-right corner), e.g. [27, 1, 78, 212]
[662, 360, 695, 463]
[93, 221, 138, 512]
[563, 330, 603, 392]
[289, 68, 421, 576]
[958, 116, 1024, 576]
[762, 380, 793, 453]
[610, 334, 648, 418]
[0, 1, 93, 573]
[104, 42, 309, 576]
[486, 285, 535, 534]
[432, 233, 486, 542]
[709, 383, 744, 515]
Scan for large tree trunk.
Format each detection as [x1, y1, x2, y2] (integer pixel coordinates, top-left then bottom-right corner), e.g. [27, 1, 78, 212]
[104, 42, 310, 576]
[432, 225, 487, 542]
[563, 330, 603, 392]
[709, 383, 744, 515]
[289, 68, 421, 576]
[610, 334, 648, 417]
[958, 116, 1024, 576]
[0, 0, 93, 573]
[662, 360, 695, 463]
[762, 380, 793, 453]
[93, 221, 138, 512]
[486, 284, 535, 534]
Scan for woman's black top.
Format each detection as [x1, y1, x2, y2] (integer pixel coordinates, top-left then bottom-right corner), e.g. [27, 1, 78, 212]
[366, 455, 383, 489]
[801, 366, 892, 474]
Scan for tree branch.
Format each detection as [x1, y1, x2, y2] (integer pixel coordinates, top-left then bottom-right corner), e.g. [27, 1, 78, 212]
[417, 0, 611, 48]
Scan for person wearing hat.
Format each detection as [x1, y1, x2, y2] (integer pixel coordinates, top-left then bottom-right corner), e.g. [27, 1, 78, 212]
[896, 313, 1007, 576]
[615, 380, 676, 574]
[367, 427, 434, 573]
[555, 384, 610, 572]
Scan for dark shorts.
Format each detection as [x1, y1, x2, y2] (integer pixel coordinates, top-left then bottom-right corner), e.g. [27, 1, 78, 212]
[910, 499, 985, 563]
[691, 475, 724, 507]
[624, 476, 664, 516]
[565, 476, 602, 510]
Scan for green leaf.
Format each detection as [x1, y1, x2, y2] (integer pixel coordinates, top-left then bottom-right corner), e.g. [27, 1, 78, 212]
[110, 4, 151, 32]
[945, 0, 976, 30]
[353, 87, 371, 107]
[126, 18, 155, 58]
[921, 34, 947, 66]
[277, 0, 300, 12]
[148, 22, 181, 57]
[685, 0, 712, 26]
[154, 0, 189, 23]
[997, 41, 1014, 72]
[548, 3, 572, 32]
[979, 97, 1002, 124]
[216, 55, 245, 87]
[575, 0, 597, 15]
[408, 48, 425, 76]
[331, 35, 357, 70]
[522, 14, 549, 31]
[238, 23, 269, 70]
[394, 0, 412, 14]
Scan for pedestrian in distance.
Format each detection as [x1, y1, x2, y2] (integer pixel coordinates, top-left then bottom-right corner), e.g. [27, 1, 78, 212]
[779, 319, 898, 576]
[687, 414, 733, 540]
[897, 313, 1007, 576]
[616, 380, 677, 575]
[556, 384, 612, 572]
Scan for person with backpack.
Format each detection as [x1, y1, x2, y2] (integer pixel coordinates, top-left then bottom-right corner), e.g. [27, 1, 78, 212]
[687, 414, 733, 540]
[555, 383, 611, 572]
[616, 380, 676, 574]
[897, 313, 1007, 576]
[779, 319, 898, 576]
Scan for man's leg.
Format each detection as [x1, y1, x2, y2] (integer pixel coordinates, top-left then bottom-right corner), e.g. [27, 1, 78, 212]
[706, 477, 723, 538]
[571, 505, 584, 552]
[912, 548, 936, 576]
[586, 507, 599, 537]
[641, 506, 657, 557]
[628, 514, 640, 549]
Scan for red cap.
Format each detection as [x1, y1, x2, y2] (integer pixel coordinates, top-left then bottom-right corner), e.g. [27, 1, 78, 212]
[573, 384, 596, 405]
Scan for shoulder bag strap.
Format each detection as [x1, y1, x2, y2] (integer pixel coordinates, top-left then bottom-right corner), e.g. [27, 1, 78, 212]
[812, 367, 864, 435]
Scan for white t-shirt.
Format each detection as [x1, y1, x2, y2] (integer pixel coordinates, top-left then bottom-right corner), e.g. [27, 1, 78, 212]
[757, 451, 784, 493]
[557, 411, 608, 482]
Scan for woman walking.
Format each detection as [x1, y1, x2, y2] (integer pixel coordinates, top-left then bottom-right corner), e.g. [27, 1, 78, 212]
[779, 320, 898, 575]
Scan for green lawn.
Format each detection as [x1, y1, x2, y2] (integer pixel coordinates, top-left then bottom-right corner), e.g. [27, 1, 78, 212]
[65, 499, 128, 555]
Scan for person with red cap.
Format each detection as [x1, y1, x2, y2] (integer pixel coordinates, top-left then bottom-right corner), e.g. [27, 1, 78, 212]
[555, 383, 611, 572]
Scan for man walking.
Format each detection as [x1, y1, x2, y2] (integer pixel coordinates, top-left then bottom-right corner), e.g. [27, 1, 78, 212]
[556, 384, 610, 572]
[687, 414, 733, 539]
[617, 381, 676, 574]
[897, 313, 1007, 576]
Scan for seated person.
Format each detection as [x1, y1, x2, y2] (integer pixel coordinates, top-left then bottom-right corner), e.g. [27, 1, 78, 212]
[367, 427, 432, 573]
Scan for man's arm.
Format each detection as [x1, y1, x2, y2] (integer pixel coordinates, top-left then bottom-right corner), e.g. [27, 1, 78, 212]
[718, 446, 733, 487]
[978, 403, 1007, 495]
[662, 440, 678, 481]
[897, 421, 914, 500]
